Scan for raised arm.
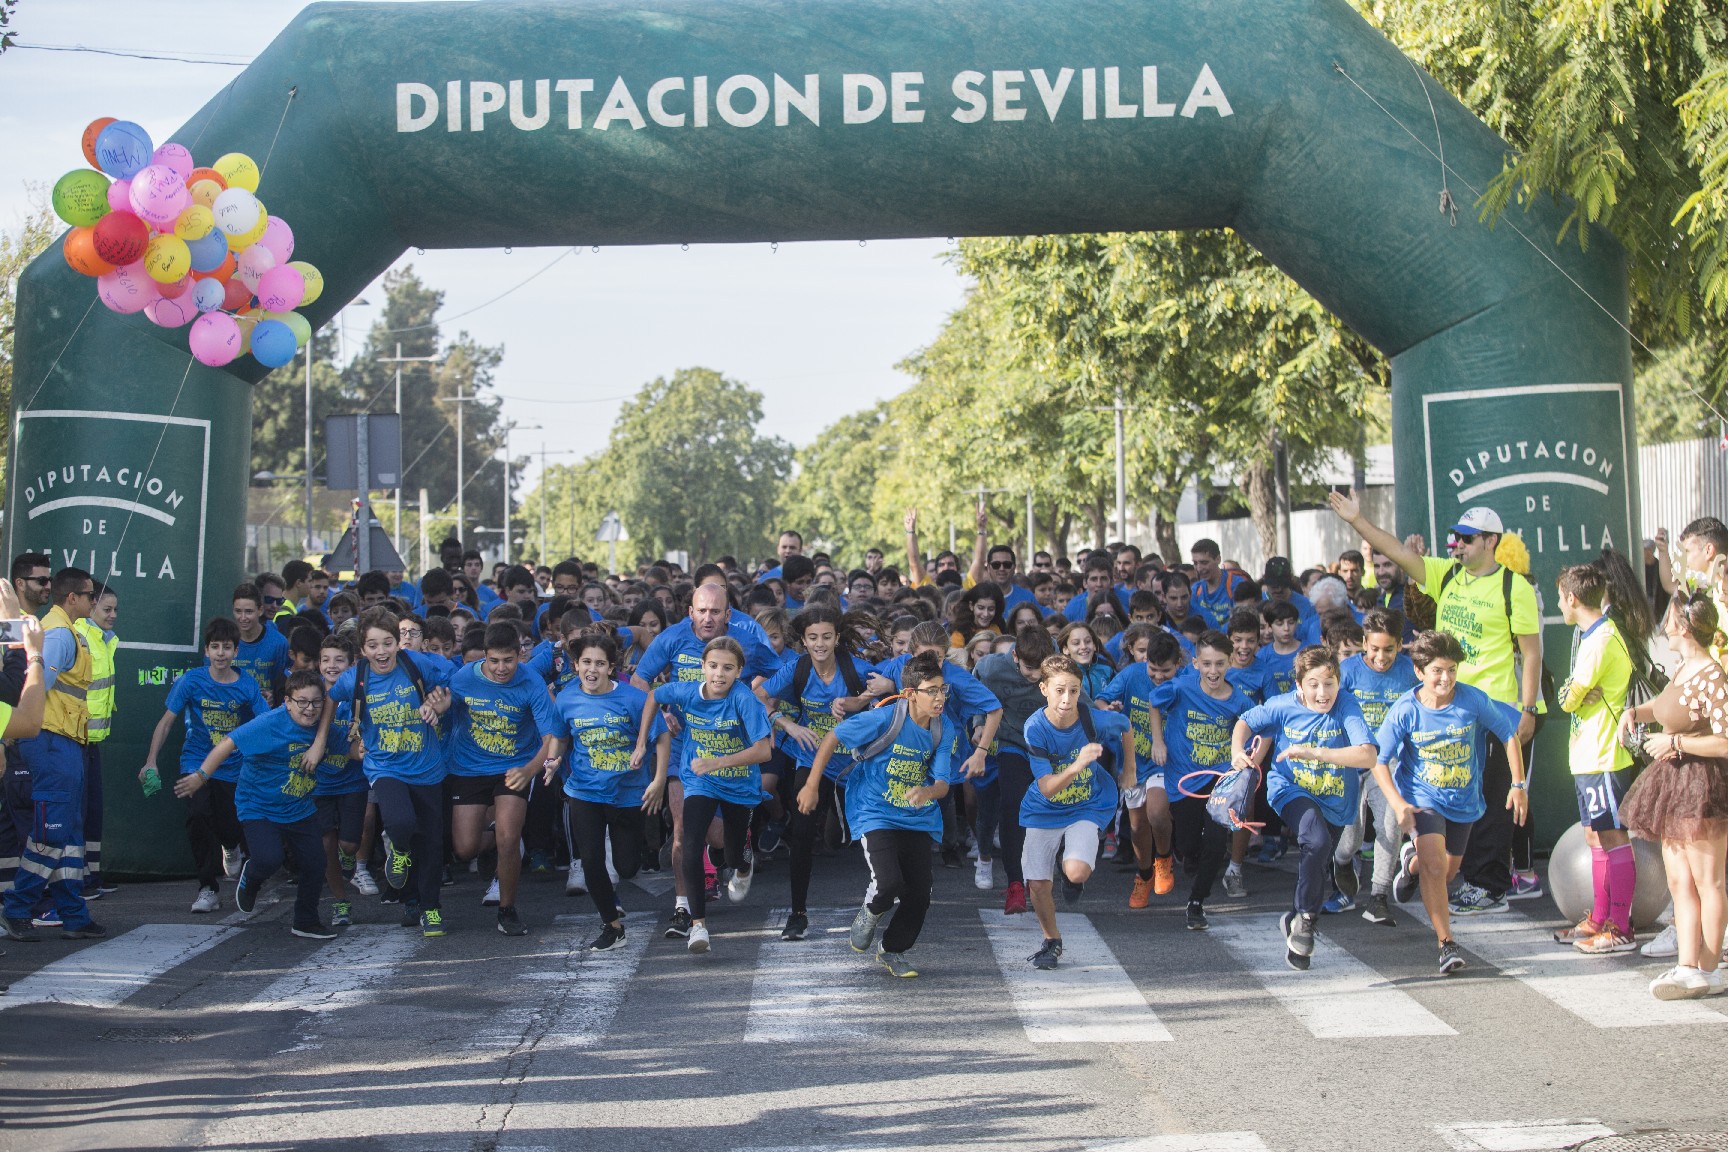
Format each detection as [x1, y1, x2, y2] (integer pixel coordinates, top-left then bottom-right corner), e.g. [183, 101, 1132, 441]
[1327, 489, 1425, 584]
[966, 497, 989, 587]
[904, 508, 929, 588]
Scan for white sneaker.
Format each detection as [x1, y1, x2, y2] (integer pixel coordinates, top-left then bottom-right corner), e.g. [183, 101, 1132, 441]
[726, 866, 753, 903]
[1222, 866, 1248, 899]
[350, 866, 379, 897]
[974, 858, 994, 890]
[481, 878, 501, 907]
[1651, 964, 1709, 1000]
[566, 861, 587, 896]
[1642, 923, 1679, 958]
[1703, 967, 1728, 997]
[190, 886, 220, 914]
[222, 846, 244, 880]
[687, 922, 711, 954]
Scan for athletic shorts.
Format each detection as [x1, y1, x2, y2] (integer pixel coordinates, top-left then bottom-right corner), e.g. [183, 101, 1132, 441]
[316, 791, 366, 844]
[1574, 770, 1630, 833]
[1411, 808, 1472, 857]
[1021, 821, 1102, 883]
[1121, 785, 1147, 809]
[446, 772, 531, 806]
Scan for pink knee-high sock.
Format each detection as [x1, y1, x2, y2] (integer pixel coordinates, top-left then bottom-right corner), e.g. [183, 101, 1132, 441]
[1590, 845, 1610, 926]
[1605, 844, 1636, 936]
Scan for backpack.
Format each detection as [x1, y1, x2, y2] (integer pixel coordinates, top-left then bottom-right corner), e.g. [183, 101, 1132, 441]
[841, 696, 943, 779]
[1436, 563, 1558, 713]
[789, 650, 865, 717]
[1026, 706, 1116, 779]
[1176, 741, 1266, 832]
[349, 652, 430, 744]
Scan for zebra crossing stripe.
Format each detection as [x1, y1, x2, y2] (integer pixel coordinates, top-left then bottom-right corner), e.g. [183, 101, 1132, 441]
[1206, 913, 1456, 1038]
[978, 909, 1173, 1043]
[1434, 1118, 1616, 1150]
[243, 924, 420, 1013]
[1088, 1135, 1272, 1151]
[746, 907, 885, 1043]
[1, 924, 236, 1011]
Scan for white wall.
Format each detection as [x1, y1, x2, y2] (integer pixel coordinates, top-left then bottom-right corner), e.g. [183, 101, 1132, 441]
[1176, 486, 1396, 573]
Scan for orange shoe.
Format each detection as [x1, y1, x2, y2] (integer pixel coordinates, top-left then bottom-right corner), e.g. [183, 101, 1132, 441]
[1153, 855, 1175, 896]
[1553, 916, 1602, 945]
[1129, 875, 1154, 909]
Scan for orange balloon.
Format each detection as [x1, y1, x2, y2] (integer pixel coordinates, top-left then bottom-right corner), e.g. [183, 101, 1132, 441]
[63, 226, 115, 277]
[81, 117, 117, 170]
[190, 252, 237, 283]
[186, 167, 226, 190]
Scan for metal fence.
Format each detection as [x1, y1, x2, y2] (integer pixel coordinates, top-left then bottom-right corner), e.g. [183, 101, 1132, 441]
[1638, 437, 1728, 538]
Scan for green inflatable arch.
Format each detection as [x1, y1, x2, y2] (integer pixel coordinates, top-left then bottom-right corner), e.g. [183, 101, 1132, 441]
[9, 0, 1635, 871]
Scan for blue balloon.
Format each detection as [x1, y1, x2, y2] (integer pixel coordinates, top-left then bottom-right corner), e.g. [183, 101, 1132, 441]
[93, 121, 153, 180]
[250, 319, 296, 368]
[191, 278, 225, 313]
[187, 230, 229, 272]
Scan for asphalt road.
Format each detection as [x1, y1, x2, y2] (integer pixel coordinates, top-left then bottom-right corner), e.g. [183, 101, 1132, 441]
[0, 843, 1724, 1152]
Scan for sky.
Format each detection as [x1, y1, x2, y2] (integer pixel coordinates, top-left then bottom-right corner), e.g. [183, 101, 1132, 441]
[0, 0, 970, 491]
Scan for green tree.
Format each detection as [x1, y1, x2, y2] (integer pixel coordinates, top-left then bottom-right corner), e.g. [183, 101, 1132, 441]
[0, 193, 56, 482]
[517, 452, 620, 569]
[1635, 337, 1720, 443]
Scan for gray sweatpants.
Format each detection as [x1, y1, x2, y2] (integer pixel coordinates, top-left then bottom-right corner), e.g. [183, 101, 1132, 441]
[1333, 774, 1399, 896]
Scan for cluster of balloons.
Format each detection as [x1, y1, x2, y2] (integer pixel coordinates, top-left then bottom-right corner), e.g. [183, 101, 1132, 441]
[52, 117, 326, 370]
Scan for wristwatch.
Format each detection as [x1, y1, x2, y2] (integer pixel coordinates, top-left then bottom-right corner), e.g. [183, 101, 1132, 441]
[1521, 705, 1539, 715]
[1509, 780, 1529, 791]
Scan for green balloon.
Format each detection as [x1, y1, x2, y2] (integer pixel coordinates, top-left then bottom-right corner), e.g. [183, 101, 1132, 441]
[270, 309, 312, 349]
[52, 168, 111, 228]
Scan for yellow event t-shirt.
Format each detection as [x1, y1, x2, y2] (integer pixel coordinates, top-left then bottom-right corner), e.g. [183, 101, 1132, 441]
[1421, 556, 1540, 706]
[1559, 616, 1634, 775]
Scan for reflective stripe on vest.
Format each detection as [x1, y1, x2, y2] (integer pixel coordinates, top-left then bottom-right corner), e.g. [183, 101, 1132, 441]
[73, 619, 118, 743]
[42, 604, 93, 744]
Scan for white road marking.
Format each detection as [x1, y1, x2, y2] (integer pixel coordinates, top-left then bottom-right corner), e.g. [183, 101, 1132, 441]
[475, 915, 649, 1050]
[978, 909, 1173, 1043]
[745, 907, 884, 1043]
[1, 924, 236, 1010]
[1435, 1118, 1616, 1150]
[1091, 1136, 1272, 1151]
[243, 924, 420, 1013]
[630, 872, 674, 896]
[1207, 913, 1455, 1038]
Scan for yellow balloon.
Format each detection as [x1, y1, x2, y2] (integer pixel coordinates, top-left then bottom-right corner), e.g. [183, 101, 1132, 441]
[213, 152, 260, 193]
[173, 203, 214, 241]
[234, 310, 259, 354]
[288, 261, 323, 306]
[226, 202, 269, 252]
[143, 234, 191, 284]
[189, 179, 223, 209]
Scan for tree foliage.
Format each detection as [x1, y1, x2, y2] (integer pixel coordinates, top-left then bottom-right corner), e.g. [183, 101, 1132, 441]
[777, 402, 896, 560]
[0, 194, 56, 483]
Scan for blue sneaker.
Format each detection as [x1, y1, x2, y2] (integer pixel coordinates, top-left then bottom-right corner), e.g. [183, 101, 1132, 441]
[235, 878, 257, 914]
[384, 842, 412, 891]
[30, 910, 63, 929]
[758, 819, 784, 854]
[1253, 836, 1287, 863]
[1321, 888, 1354, 914]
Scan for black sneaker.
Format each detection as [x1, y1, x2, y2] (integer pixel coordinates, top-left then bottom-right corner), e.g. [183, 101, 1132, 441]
[664, 907, 693, 939]
[1061, 877, 1085, 907]
[1392, 841, 1420, 904]
[3, 917, 40, 942]
[1030, 938, 1063, 970]
[235, 880, 257, 914]
[379, 888, 402, 905]
[292, 922, 338, 940]
[1186, 901, 1209, 931]
[62, 921, 107, 940]
[588, 922, 626, 951]
[1361, 893, 1394, 925]
[1438, 939, 1466, 975]
[780, 911, 809, 941]
[1281, 911, 1313, 971]
[496, 906, 528, 937]
[400, 902, 421, 928]
[1334, 857, 1360, 902]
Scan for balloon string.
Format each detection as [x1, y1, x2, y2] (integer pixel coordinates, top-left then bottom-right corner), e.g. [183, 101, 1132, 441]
[257, 86, 299, 182]
[109, 356, 194, 563]
[19, 295, 98, 415]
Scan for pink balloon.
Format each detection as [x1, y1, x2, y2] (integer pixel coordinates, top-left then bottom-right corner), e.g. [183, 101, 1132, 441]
[145, 295, 196, 328]
[107, 179, 132, 214]
[189, 312, 242, 367]
[235, 245, 276, 292]
[128, 164, 189, 228]
[257, 216, 295, 263]
[96, 261, 160, 314]
[150, 142, 194, 181]
[255, 264, 305, 312]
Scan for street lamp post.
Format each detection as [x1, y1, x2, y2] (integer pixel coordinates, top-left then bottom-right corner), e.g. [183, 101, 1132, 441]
[377, 342, 437, 554]
[436, 392, 483, 549]
[501, 422, 542, 567]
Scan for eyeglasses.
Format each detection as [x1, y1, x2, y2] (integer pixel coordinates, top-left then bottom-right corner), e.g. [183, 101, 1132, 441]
[22, 576, 49, 586]
[399, 628, 424, 639]
[910, 684, 950, 700]
[75, 587, 96, 599]
[987, 560, 1016, 571]
[288, 696, 324, 708]
[262, 596, 286, 607]
[1446, 532, 1479, 549]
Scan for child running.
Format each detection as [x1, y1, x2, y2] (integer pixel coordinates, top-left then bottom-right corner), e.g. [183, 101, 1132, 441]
[311, 634, 364, 927]
[1097, 630, 1184, 906]
[1336, 608, 1418, 924]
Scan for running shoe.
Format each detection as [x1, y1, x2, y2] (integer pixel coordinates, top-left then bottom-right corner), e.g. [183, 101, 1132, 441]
[351, 866, 379, 897]
[1642, 923, 1679, 958]
[2, 918, 40, 942]
[1222, 866, 1247, 899]
[61, 921, 107, 940]
[1283, 911, 1316, 971]
[1334, 858, 1360, 902]
[93, 880, 120, 896]
[1101, 832, 1118, 861]
[1153, 855, 1175, 896]
[421, 908, 447, 937]
[1392, 841, 1420, 904]
[850, 904, 883, 953]
[235, 878, 258, 914]
[726, 865, 753, 903]
[481, 878, 501, 907]
[877, 947, 919, 978]
[384, 841, 412, 891]
[1129, 875, 1154, 910]
[1030, 938, 1063, 970]
[703, 875, 721, 905]
[441, 864, 454, 887]
[190, 886, 220, 914]
[399, 902, 421, 928]
[222, 845, 244, 880]
[330, 901, 352, 927]
[566, 861, 587, 897]
[1650, 965, 1708, 1001]
[780, 911, 808, 942]
[339, 848, 357, 873]
[1061, 877, 1085, 907]
[83, 886, 101, 902]
[293, 922, 338, 941]
[1438, 939, 1465, 975]
[1254, 836, 1287, 863]
[664, 907, 693, 939]
[589, 922, 626, 951]
[687, 923, 711, 954]
[1361, 893, 1393, 926]
[940, 842, 963, 869]
[1574, 925, 1637, 955]
[1003, 880, 1028, 915]
[1186, 901, 1208, 931]
[974, 859, 994, 890]
[30, 911, 62, 930]
[758, 819, 784, 854]
[1702, 967, 1728, 997]
[1506, 869, 1543, 900]
[1321, 888, 1354, 915]
[528, 849, 553, 874]
[496, 907, 527, 937]
[1448, 884, 1507, 916]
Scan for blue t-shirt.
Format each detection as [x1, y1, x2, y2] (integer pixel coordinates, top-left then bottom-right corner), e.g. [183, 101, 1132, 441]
[233, 627, 290, 704]
[1190, 572, 1244, 631]
[447, 662, 561, 776]
[1256, 644, 1300, 697]
[1020, 707, 1130, 830]
[1148, 677, 1257, 801]
[329, 651, 452, 786]
[527, 638, 578, 694]
[1097, 663, 1163, 781]
[1241, 692, 1375, 827]
[634, 618, 781, 686]
[392, 580, 425, 609]
[656, 679, 773, 806]
[1375, 683, 1520, 823]
[1340, 653, 1419, 731]
[834, 706, 961, 837]
[230, 706, 320, 824]
[311, 701, 365, 795]
[556, 681, 652, 807]
[165, 668, 269, 783]
[875, 653, 1001, 761]
[1226, 662, 1271, 705]
[762, 656, 872, 777]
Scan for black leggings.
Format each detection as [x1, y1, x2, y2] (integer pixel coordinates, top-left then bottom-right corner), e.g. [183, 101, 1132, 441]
[565, 796, 643, 923]
[1171, 795, 1228, 904]
[862, 827, 934, 953]
[186, 777, 245, 891]
[680, 793, 751, 920]
[996, 752, 1033, 883]
[786, 769, 840, 915]
[373, 778, 445, 911]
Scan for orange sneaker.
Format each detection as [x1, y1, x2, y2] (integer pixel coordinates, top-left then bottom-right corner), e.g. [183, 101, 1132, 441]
[1154, 855, 1175, 896]
[1574, 925, 1637, 955]
[1553, 916, 1602, 945]
[1129, 875, 1154, 909]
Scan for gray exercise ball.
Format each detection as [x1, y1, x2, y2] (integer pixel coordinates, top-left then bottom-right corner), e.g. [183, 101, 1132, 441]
[1546, 822, 1670, 930]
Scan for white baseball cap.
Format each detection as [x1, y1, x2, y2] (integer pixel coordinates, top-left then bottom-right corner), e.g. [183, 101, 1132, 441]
[1450, 507, 1505, 536]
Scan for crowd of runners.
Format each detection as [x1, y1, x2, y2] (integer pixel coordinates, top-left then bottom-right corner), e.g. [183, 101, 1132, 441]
[3, 495, 1726, 998]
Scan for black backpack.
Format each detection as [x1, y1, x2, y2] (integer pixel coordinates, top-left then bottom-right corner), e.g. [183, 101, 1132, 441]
[349, 652, 430, 742]
[1436, 563, 1558, 712]
[788, 650, 865, 717]
[1030, 706, 1115, 776]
